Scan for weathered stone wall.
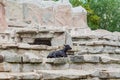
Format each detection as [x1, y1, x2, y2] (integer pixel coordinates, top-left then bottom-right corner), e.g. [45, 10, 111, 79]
[0, 28, 120, 80]
[0, 0, 8, 32]
[5, 0, 90, 32]
[0, 0, 120, 80]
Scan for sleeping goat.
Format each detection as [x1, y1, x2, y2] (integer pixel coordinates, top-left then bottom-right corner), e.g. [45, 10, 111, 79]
[47, 45, 72, 58]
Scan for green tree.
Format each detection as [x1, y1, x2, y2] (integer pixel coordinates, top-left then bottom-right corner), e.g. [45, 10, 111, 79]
[90, 0, 120, 32]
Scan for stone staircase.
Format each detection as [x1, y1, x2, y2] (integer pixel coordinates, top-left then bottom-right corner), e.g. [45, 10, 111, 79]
[0, 0, 120, 80]
[0, 28, 120, 80]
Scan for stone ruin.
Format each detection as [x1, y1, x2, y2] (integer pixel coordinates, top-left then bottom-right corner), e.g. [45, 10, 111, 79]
[0, 0, 120, 80]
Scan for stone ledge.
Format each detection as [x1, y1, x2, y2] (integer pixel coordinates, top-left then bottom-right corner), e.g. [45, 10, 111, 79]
[100, 56, 120, 64]
[0, 72, 42, 80]
[22, 53, 43, 63]
[5, 55, 21, 63]
[0, 63, 11, 72]
[0, 69, 120, 80]
[70, 55, 100, 63]
[70, 55, 120, 64]
[16, 29, 38, 34]
[72, 35, 96, 40]
[35, 69, 97, 80]
[93, 68, 120, 79]
[74, 41, 120, 47]
[18, 43, 48, 50]
[0, 43, 65, 50]
[46, 58, 69, 64]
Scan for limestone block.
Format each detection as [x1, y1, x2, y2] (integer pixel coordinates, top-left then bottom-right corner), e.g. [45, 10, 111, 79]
[10, 64, 21, 72]
[0, 62, 11, 72]
[103, 35, 119, 41]
[21, 73, 42, 79]
[22, 3, 43, 25]
[78, 49, 88, 54]
[72, 33, 95, 40]
[115, 49, 120, 54]
[11, 72, 42, 79]
[65, 32, 73, 46]
[107, 41, 119, 47]
[87, 46, 104, 54]
[5, 55, 21, 63]
[100, 56, 120, 63]
[70, 55, 100, 63]
[18, 43, 31, 49]
[70, 55, 84, 63]
[41, 7, 55, 26]
[23, 1, 55, 26]
[54, 4, 72, 27]
[0, 43, 13, 49]
[0, 51, 21, 63]
[84, 55, 100, 63]
[6, 1, 23, 22]
[99, 69, 120, 78]
[22, 64, 34, 72]
[22, 64, 45, 72]
[72, 6, 87, 28]
[92, 29, 112, 37]
[86, 41, 104, 46]
[36, 69, 97, 80]
[47, 46, 59, 50]
[0, 72, 42, 80]
[103, 46, 115, 53]
[51, 33, 66, 46]
[46, 58, 68, 64]
[16, 29, 37, 34]
[0, 73, 15, 80]
[22, 52, 42, 63]
[18, 43, 47, 50]
[1, 43, 18, 49]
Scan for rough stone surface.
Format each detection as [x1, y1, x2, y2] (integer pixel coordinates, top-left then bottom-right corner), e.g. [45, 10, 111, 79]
[70, 55, 84, 63]
[36, 69, 97, 80]
[22, 52, 42, 63]
[46, 58, 69, 64]
[0, 72, 42, 79]
[5, 0, 90, 32]
[0, 0, 119, 80]
[0, 0, 8, 32]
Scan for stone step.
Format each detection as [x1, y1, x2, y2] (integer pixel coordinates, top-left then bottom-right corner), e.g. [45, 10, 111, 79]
[0, 69, 120, 80]
[0, 72, 42, 80]
[35, 68, 120, 80]
[46, 55, 120, 64]
[0, 52, 120, 64]
[35, 69, 97, 80]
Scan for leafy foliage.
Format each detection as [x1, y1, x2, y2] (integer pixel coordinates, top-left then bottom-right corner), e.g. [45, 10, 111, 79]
[89, 0, 120, 32]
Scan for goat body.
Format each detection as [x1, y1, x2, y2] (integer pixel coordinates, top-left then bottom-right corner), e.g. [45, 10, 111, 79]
[47, 50, 67, 58]
[47, 45, 72, 58]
